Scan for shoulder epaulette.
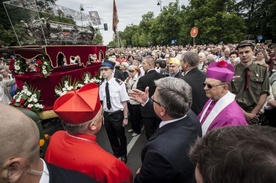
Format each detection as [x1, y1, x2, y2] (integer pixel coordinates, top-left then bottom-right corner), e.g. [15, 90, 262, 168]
[115, 78, 123, 85]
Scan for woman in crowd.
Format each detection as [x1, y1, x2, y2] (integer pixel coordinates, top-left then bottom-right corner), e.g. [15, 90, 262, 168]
[120, 62, 129, 81]
[254, 50, 269, 69]
[125, 65, 141, 137]
[198, 52, 206, 71]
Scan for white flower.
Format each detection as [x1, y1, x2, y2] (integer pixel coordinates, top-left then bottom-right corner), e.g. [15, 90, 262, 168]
[33, 98, 38, 103]
[26, 91, 32, 96]
[27, 104, 34, 108]
[61, 91, 67, 96]
[42, 66, 46, 69]
[42, 69, 47, 75]
[16, 97, 21, 103]
[15, 65, 20, 70]
[78, 84, 84, 88]
[28, 98, 33, 102]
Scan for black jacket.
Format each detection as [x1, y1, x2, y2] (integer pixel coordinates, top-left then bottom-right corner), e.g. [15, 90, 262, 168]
[134, 102, 202, 183]
[47, 162, 98, 183]
[183, 68, 208, 115]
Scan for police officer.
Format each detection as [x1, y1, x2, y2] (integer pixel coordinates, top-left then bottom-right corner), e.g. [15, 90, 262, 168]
[99, 60, 129, 163]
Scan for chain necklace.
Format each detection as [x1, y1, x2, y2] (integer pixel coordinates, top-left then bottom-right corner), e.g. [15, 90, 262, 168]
[66, 132, 96, 144]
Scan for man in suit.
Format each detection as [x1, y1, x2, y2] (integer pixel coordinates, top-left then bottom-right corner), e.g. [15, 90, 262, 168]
[130, 77, 202, 183]
[0, 103, 97, 183]
[137, 56, 165, 139]
[181, 51, 208, 115]
[168, 57, 183, 78]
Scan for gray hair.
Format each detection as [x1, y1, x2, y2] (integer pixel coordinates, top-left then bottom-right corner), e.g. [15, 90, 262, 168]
[61, 120, 91, 134]
[182, 51, 199, 67]
[154, 77, 192, 118]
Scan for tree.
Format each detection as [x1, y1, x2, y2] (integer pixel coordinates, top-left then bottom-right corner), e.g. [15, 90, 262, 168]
[185, 0, 246, 44]
[236, 0, 276, 41]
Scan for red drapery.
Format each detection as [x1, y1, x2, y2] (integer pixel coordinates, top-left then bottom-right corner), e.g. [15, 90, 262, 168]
[15, 63, 101, 110]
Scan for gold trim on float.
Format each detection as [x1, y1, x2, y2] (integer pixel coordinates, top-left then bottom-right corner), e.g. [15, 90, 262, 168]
[37, 110, 58, 120]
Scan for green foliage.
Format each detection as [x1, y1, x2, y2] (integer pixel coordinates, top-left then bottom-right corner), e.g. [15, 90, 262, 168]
[109, 0, 275, 46]
[93, 29, 104, 45]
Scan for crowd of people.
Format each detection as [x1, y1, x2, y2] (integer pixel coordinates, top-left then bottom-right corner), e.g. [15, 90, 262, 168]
[1, 40, 276, 182]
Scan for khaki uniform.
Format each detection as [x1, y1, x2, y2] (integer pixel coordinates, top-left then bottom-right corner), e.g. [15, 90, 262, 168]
[231, 63, 269, 112]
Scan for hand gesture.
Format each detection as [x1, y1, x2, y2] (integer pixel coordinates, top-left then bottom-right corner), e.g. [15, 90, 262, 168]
[129, 87, 149, 104]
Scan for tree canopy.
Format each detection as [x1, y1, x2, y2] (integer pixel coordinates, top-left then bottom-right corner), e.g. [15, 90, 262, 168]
[116, 0, 275, 46]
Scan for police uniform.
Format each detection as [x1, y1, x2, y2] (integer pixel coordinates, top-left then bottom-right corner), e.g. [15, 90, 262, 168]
[231, 62, 270, 112]
[100, 77, 129, 158]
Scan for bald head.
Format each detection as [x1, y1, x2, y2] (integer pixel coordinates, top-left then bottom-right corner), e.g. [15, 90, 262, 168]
[0, 104, 40, 164]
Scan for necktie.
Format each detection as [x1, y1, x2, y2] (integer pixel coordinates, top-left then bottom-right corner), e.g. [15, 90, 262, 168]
[105, 82, 111, 110]
[244, 68, 250, 89]
[201, 100, 217, 124]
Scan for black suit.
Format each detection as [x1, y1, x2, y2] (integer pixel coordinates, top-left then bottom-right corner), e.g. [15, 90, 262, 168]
[183, 68, 208, 115]
[46, 162, 97, 183]
[114, 69, 125, 81]
[171, 71, 183, 78]
[134, 102, 202, 183]
[137, 69, 165, 139]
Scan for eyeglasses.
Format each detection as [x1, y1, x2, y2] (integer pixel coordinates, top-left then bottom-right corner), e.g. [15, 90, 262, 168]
[150, 97, 162, 106]
[128, 70, 135, 73]
[203, 82, 226, 89]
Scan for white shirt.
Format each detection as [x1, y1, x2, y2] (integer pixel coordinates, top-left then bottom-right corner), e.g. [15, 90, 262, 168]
[39, 159, 49, 183]
[100, 77, 129, 112]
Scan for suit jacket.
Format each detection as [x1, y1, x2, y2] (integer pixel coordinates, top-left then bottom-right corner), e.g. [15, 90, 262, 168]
[172, 71, 183, 78]
[114, 69, 125, 81]
[46, 162, 97, 183]
[137, 69, 165, 97]
[134, 106, 202, 183]
[183, 68, 208, 115]
[137, 69, 165, 118]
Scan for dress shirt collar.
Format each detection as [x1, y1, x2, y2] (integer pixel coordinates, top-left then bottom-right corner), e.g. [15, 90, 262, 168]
[159, 115, 187, 128]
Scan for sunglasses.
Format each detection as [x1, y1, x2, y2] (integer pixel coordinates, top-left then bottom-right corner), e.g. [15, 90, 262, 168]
[128, 70, 135, 73]
[203, 82, 225, 89]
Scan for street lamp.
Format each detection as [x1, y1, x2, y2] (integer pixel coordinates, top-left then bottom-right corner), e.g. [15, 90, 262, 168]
[157, 0, 163, 45]
[80, 4, 84, 26]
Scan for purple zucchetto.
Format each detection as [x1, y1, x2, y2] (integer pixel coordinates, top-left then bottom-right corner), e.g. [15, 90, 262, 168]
[206, 60, 234, 82]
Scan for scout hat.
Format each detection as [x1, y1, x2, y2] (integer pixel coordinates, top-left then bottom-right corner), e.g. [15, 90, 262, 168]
[206, 60, 234, 82]
[53, 83, 101, 124]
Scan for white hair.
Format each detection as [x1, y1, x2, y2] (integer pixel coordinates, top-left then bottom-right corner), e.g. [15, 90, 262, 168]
[198, 52, 206, 60]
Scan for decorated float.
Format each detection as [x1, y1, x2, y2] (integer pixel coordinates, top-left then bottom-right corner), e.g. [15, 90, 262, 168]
[1, 0, 106, 156]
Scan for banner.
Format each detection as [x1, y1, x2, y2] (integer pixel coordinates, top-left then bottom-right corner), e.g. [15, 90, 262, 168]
[89, 11, 101, 25]
[112, 0, 119, 34]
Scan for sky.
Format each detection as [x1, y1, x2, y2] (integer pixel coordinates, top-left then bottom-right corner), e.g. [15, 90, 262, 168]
[57, 0, 189, 45]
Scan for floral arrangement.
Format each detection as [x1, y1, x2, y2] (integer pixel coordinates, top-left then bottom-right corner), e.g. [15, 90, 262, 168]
[9, 56, 52, 78]
[54, 76, 81, 96]
[12, 58, 27, 74]
[36, 58, 52, 78]
[82, 72, 101, 84]
[10, 82, 44, 111]
[54, 72, 101, 96]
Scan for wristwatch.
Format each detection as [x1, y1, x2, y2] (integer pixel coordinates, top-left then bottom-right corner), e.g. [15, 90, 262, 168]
[124, 116, 128, 119]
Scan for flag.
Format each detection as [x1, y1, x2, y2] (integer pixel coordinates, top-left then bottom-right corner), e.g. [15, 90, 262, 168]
[112, 0, 119, 34]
